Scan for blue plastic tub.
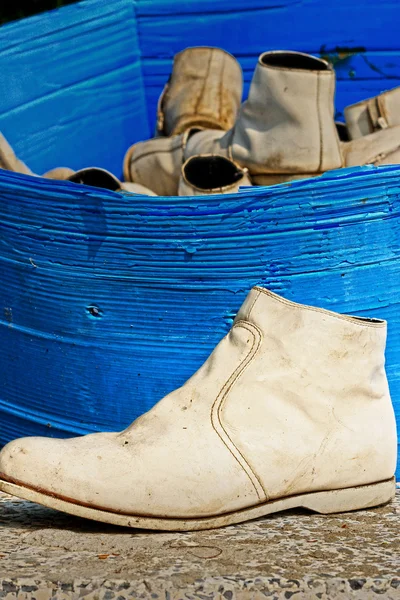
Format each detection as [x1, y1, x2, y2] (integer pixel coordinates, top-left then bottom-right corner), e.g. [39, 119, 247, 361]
[0, 0, 399, 477]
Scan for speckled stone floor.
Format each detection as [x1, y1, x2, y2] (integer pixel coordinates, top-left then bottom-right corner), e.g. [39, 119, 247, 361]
[0, 490, 399, 599]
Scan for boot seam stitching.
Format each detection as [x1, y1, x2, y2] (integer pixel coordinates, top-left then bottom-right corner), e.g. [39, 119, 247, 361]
[254, 287, 385, 328]
[211, 320, 267, 501]
[194, 49, 213, 115]
[247, 289, 261, 318]
[317, 72, 324, 172]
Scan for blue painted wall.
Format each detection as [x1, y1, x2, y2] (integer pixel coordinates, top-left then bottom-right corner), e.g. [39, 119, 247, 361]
[135, 0, 400, 131]
[0, 0, 399, 478]
[0, 0, 150, 178]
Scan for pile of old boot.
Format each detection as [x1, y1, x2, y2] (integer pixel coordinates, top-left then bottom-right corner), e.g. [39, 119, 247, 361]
[125, 47, 400, 196]
[3, 46, 400, 197]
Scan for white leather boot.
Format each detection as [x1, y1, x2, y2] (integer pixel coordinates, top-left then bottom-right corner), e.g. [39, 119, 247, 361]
[186, 51, 343, 185]
[43, 167, 75, 179]
[123, 128, 200, 196]
[345, 87, 400, 139]
[342, 125, 400, 167]
[179, 154, 251, 195]
[0, 132, 74, 180]
[156, 47, 243, 137]
[0, 287, 396, 531]
[341, 88, 400, 167]
[0, 133, 33, 175]
[68, 167, 156, 195]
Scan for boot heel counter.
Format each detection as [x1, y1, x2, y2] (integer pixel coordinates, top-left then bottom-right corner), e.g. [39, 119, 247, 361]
[383, 377, 398, 477]
[321, 120, 344, 170]
[372, 327, 398, 479]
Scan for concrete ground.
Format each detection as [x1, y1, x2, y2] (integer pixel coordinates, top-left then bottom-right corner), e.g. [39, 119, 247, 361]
[0, 490, 399, 600]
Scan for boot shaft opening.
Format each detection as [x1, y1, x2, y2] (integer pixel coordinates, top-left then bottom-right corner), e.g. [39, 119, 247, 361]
[336, 121, 350, 142]
[184, 155, 244, 190]
[68, 168, 121, 191]
[260, 51, 330, 71]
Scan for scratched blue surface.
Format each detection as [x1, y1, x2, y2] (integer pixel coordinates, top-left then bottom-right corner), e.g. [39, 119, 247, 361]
[0, 166, 399, 479]
[0, 0, 399, 479]
[135, 0, 400, 131]
[0, 0, 150, 177]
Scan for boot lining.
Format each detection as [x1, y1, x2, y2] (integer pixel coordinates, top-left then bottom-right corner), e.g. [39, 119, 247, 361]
[68, 168, 120, 191]
[185, 155, 242, 190]
[261, 52, 329, 71]
[336, 122, 350, 142]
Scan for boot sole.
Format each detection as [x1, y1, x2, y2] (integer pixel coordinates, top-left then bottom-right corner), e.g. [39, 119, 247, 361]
[0, 477, 395, 531]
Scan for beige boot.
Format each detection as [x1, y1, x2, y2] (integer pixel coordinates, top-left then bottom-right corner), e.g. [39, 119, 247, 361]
[43, 167, 75, 180]
[0, 287, 396, 531]
[68, 167, 156, 195]
[186, 51, 343, 185]
[345, 87, 400, 139]
[341, 88, 400, 166]
[342, 125, 400, 167]
[123, 128, 201, 196]
[179, 154, 251, 195]
[0, 133, 33, 175]
[157, 47, 243, 137]
[0, 132, 73, 180]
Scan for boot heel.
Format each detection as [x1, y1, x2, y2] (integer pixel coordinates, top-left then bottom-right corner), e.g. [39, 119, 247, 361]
[302, 478, 396, 515]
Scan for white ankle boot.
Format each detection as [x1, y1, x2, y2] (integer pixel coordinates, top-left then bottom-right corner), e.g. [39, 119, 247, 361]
[179, 154, 251, 195]
[0, 133, 34, 175]
[157, 46, 243, 136]
[68, 167, 156, 195]
[345, 87, 400, 139]
[0, 287, 396, 531]
[123, 128, 200, 196]
[342, 125, 400, 167]
[186, 51, 343, 185]
[0, 132, 73, 179]
[341, 87, 400, 167]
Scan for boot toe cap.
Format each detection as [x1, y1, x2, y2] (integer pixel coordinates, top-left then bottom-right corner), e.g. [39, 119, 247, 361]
[0, 433, 126, 509]
[0, 436, 63, 491]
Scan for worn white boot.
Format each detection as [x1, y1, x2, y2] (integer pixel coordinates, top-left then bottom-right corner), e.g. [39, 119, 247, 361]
[123, 128, 200, 196]
[342, 125, 400, 167]
[186, 51, 343, 185]
[179, 154, 251, 195]
[43, 167, 75, 179]
[157, 47, 243, 137]
[0, 133, 34, 175]
[68, 167, 156, 195]
[0, 287, 396, 531]
[341, 88, 400, 167]
[345, 87, 400, 139]
[0, 132, 74, 180]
